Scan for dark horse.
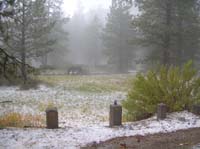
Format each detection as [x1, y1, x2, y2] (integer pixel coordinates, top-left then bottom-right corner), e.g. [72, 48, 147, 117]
[67, 66, 83, 75]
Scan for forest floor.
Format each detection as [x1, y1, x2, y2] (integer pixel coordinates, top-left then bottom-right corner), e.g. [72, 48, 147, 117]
[0, 74, 200, 148]
[84, 128, 200, 149]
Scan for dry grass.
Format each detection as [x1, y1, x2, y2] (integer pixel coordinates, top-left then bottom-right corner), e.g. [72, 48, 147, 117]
[38, 101, 63, 112]
[37, 74, 133, 92]
[0, 112, 45, 128]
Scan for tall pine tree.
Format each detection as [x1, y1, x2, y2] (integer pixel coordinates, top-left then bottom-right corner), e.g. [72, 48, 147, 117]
[134, 0, 200, 65]
[85, 15, 103, 68]
[102, 0, 135, 73]
[1, 0, 67, 82]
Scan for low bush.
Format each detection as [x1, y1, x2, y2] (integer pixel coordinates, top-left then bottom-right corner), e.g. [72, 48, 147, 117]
[123, 61, 200, 121]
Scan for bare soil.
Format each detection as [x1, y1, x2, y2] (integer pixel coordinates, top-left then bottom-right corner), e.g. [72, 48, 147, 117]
[83, 128, 200, 149]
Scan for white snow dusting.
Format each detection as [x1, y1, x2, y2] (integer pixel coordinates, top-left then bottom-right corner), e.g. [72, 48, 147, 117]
[0, 85, 200, 149]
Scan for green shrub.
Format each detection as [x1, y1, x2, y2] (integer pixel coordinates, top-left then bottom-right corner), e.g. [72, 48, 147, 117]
[123, 61, 200, 121]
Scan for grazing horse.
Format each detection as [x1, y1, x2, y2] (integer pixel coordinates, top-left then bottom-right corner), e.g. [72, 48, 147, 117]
[67, 66, 83, 75]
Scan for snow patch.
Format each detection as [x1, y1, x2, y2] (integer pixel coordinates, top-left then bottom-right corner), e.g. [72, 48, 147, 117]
[0, 85, 200, 148]
[0, 111, 199, 148]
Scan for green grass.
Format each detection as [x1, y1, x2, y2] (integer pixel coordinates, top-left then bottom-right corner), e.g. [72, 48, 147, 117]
[36, 74, 133, 93]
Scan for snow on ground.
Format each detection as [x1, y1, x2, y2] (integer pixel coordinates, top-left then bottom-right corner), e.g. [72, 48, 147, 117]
[0, 75, 200, 149]
[0, 85, 125, 127]
[0, 110, 200, 149]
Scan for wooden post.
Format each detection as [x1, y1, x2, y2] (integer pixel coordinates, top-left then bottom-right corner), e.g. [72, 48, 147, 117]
[157, 103, 167, 120]
[109, 101, 122, 127]
[46, 107, 58, 129]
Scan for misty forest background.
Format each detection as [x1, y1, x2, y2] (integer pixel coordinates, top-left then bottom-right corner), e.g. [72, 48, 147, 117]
[1, 0, 200, 84]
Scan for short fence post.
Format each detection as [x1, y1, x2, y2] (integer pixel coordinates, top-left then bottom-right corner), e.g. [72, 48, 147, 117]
[46, 107, 58, 129]
[192, 105, 200, 115]
[109, 100, 122, 127]
[157, 103, 167, 120]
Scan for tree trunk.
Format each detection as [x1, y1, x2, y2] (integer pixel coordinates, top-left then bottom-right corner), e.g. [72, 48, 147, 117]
[177, 18, 183, 66]
[42, 53, 48, 67]
[162, 0, 172, 66]
[118, 9, 128, 74]
[3, 55, 8, 77]
[21, 0, 27, 84]
[21, 47, 26, 84]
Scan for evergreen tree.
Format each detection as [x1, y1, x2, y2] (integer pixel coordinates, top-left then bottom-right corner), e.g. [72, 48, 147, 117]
[1, 0, 67, 82]
[174, 0, 200, 65]
[67, 0, 87, 65]
[85, 15, 103, 67]
[102, 0, 135, 73]
[0, 0, 14, 45]
[38, 0, 69, 67]
[134, 0, 200, 65]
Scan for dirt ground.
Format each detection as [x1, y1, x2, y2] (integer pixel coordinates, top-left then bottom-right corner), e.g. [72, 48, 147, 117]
[83, 128, 200, 149]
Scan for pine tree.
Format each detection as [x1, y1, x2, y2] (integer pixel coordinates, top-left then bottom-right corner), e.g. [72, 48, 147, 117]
[174, 0, 200, 65]
[102, 0, 135, 73]
[1, 0, 67, 82]
[67, 1, 87, 65]
[0, 0, 14, 44]
[85, 15, 103, 68]
[134, 0, 200, 65]
[37, 0, 68, 67]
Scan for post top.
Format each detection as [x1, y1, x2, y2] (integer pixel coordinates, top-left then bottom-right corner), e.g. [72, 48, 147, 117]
[114, 100, 118, 105]
[45, 107, 58, 113]
[110, 101, 121, 107]
[158, 103, 166, 106]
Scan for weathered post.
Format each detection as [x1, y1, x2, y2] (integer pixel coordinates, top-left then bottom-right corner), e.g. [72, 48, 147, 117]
[109, 100, 122, 127]
[157, 103, 167, 120]
[46, 107, 58, 129]
[192, 105, 200, 115]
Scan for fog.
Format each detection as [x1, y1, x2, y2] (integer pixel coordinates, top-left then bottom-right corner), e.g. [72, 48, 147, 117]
[43, 0, 112, 71]
[47, 0, 141, 73]
[63, 0, 112, 16]
[1, 0, 200, 76]
[66, 6, 107, 65]
[1, 1, 200, 148]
